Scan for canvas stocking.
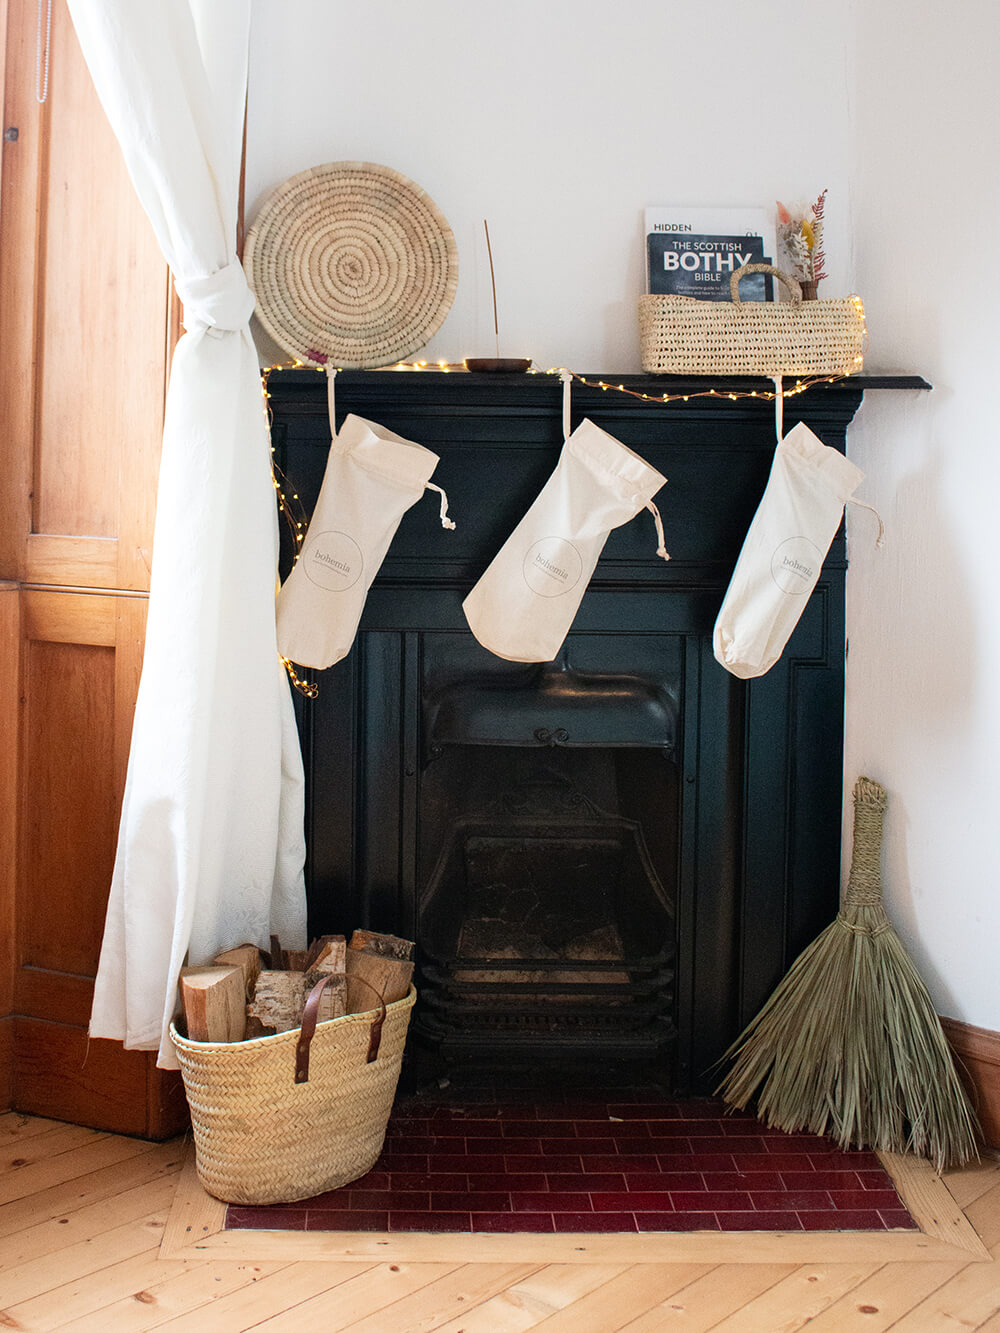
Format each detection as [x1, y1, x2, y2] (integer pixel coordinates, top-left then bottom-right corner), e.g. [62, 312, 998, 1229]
[463, 418, 668, 662]
[277, 413, 454, 669]
[713, 420, 866, 678]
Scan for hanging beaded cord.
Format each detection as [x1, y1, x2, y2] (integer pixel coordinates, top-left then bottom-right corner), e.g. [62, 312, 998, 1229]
[36, 0, 52, 104]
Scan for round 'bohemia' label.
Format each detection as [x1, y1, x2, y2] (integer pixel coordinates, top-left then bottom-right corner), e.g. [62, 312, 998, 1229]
[302, 530, 364, 591]
[522, 537, 584, 597]
[770, 536, 822, 595]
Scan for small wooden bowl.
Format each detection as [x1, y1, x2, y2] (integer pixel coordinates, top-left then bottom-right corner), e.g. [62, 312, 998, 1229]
[463, 357, 532, 373]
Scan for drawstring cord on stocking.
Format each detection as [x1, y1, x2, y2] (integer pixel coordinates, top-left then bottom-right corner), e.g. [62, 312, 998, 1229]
[848, 497, 886, 549]
[773, 375, 789, 442]
[560, 368, 573, 441]
[326, 365, 338, 438]
[646, 498, 670, 561]
[425, 482, 456, 530]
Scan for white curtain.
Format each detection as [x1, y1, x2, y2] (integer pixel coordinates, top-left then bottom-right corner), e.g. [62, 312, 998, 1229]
[67, 0, 307, 1067]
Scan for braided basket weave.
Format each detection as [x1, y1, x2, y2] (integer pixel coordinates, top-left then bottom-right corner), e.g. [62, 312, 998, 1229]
[244, 160, 458, 369]
[171, 986, 415, 1204]
[638, 263, 866, 376]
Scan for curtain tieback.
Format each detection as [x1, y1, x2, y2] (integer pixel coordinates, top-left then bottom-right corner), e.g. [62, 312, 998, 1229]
[176, 259, 255, 337]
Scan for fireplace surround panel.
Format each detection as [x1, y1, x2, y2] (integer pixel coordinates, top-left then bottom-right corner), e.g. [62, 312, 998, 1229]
[269, 370, 869, 1090]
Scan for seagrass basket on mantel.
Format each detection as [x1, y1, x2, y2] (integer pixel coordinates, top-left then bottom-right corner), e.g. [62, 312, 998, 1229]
[171, 983, 416, 1205]
[638, 262, 867, 377]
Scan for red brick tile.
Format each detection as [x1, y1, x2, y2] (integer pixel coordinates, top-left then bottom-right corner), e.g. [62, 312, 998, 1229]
[591, 1191, 674, 1212]
[797, 1210, 887, 1231]
[554, 1173, 628, 1191]
[540, 1103, 611, 1120]
[776, 1135, 835, 1152]
[298, 1191, 357, 1211]
[749, 1190, 833, 1211]
[522, 1155, 581, 1173]
[782, 1171, 862, 1192]
[430, 1153, 510, 1172]
[554, 1138, 614, 1155]
[675, 1101, 735, 1119]
[671, 1191, 751, 1211]
[386, 1118, 432, 1137]
[612, 1100, 719, 1119]
[348, 1170, 390, 1191]
[880, 1210, 920, 1230]
[472, 1212, 555, 1233]
[620, 1172, 702, 1192]
[305, 1210, 388, 1232]
[512, 1191, 593, 1212]
[670, 1154, 736, 1173]
[640, 1138, 700, 1155]
[431, 1191, 512, 1212]
[505, 1120, 577, 1138]
[375, 1153, 429, 1173]
[429, 1118, 504, 1138]
[603, 1103, 681, 1119]
[829, 1189, 903, 1210]
[636, 1212, 720, 1232]
[858, 1170, 895, 1189]
[389, 1211, 472, 1233]
[693, 1136, 769, 1154]
[352, 1190, 430, 1211]
[388, 1136, 437, 1154]
[227, 1206, 307, 1230]
[716, 1211, 803, 1231]
[735, 1153, 814, 1172]
[585, 1155, 662, 1173]
[809, 1152, 884, 1172]
[445, 1146, 537, 1166]
[553, 1212, 637, 1232]
[390, 1172, 467, 1192]
[470, 1173, 547, 1192]
[722, 1122, 789, 1138]
[703, 1172, 782, 1191]
[576, 1121, 654, 1138]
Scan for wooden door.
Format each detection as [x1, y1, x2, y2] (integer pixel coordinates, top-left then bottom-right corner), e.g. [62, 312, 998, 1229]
[0, 0, 186, 1135]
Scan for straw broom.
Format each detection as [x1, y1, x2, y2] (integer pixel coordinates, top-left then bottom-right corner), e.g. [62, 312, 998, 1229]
[717, 776, 979, 1170]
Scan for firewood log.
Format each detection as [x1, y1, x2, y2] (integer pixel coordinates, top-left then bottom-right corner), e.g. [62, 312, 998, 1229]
[248, 970, 306, 1033]
[345, 930, 415, 1012]
[179, 965, 246, 1042]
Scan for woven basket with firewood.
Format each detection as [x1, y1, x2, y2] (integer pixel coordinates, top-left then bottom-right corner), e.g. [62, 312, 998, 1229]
[170, 930, 415, 1205]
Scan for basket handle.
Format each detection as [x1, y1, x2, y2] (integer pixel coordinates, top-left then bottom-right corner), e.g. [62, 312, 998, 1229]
[730, 263, 802, 307]
[295, 974, 388, 1084]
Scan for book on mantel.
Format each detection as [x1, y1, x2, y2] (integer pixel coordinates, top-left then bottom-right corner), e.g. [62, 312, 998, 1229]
[645, 206, 777, 302]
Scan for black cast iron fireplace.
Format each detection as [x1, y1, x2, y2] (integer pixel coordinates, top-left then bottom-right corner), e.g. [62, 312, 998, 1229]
[268, 368, 876, 1091]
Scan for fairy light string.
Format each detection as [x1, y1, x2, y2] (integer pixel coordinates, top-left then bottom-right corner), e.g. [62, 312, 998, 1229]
[261, 356, 862, 696]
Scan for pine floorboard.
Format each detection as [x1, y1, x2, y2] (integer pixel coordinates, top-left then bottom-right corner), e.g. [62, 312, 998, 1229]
[1, 1112, 999, 1332]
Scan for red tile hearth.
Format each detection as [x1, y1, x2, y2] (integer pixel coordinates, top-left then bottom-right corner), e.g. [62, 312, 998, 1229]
[224, 1089, 919, 1236]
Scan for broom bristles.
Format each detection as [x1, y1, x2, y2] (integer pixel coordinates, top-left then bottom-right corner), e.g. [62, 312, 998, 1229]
[716, 905, 979, 1169]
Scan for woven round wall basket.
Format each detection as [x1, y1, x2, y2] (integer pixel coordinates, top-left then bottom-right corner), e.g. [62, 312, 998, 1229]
[244, 161, 458, 369]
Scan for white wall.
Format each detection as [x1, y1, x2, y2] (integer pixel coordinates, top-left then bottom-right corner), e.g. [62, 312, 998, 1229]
[247, 0, 1000, 1031]
[247, 0, 854, 370]
[845, 0, 1000, 1029]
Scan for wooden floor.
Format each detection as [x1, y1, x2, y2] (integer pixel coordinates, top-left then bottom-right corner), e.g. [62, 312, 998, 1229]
[2, 1113, 1000, 1331]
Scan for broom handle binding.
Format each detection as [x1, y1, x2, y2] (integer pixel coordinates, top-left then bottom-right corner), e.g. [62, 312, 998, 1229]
[843, 777, 888, 910]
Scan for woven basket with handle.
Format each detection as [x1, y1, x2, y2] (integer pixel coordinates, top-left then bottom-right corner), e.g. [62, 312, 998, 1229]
[171, 978, 415, 1204]
[638, 263, 866, 377]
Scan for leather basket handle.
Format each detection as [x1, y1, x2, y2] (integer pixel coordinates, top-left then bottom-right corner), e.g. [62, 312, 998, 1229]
[295, 974, 388, 1084]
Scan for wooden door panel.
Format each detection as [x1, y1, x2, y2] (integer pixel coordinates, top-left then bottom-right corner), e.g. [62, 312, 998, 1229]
[21, 637, 116, 977]
[0, 0, 168, 591]
[11, 588, 184, 1135]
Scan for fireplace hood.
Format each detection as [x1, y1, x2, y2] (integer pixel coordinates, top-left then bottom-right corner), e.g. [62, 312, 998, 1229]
[425, 650, 678, 752]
